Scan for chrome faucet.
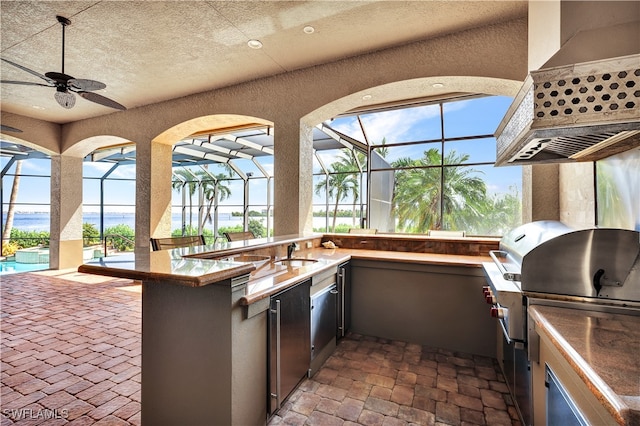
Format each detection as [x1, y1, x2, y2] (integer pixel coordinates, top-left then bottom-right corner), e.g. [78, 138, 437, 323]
[287, 243, 298, 259]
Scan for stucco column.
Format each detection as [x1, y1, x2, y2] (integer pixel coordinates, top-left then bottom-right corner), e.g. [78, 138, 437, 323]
[49, 154, 84, 269]
[523, 0, 563, 223]
[273, 118, 314, 235]
[522, 164, 560, 223]
[135, 140, 173, 252]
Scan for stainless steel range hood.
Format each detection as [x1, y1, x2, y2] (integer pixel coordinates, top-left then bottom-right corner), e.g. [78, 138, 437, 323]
[495, 54, 640, 166]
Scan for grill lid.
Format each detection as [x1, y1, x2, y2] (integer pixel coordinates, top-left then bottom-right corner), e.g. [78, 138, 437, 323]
[499, 220, 574, 267]
[497, 221, 640, 302]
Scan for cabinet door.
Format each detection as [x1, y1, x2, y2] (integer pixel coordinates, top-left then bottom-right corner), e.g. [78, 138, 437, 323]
[268, 280, 310, 414]
[546, 365, 588, 425]
[311, 284, 337, 360]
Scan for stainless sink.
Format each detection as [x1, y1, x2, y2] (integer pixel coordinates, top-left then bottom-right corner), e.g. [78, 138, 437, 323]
[273, 258, 318, 267]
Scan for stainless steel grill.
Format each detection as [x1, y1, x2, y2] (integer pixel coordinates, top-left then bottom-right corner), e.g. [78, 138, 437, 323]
[483, 220, 640, 342]
[482, 220, 640, 426]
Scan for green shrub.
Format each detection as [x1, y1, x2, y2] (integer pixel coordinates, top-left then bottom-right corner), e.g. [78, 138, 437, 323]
[248, 219, 266, 238]
[83, 223, 101, 246]
[9, 229, 50, 248]
[105, 224, 135, 252]
[313, 223, 351, 234]
[218, 219, 266, 239]
[172, 226, 215, 244]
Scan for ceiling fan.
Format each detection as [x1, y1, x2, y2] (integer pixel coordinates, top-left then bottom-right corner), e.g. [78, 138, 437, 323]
[1, 15, 126, 111]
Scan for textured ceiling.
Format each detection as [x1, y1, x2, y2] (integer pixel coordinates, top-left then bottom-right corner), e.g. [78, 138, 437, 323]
[0, 1, 527, 124]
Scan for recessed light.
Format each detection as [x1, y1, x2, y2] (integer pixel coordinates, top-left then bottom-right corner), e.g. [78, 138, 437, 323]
[247, 39, 263, 49]
[303, 26, 315, 34]
[362, 94, 372, 101]
[432, 83, 444, 88]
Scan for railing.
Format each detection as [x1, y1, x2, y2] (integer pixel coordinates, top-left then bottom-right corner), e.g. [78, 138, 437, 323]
[103, 233, 136, 256]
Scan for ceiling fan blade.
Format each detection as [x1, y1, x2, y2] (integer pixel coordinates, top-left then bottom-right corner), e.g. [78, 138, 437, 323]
[69, 78, 106, 91]
[1, 57, 54, 84]
[1, 80, 52, 88]
[54, 90, 76, 109]
[78, 91, 127, 110]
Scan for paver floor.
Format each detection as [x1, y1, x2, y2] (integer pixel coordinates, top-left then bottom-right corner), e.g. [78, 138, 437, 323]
[1, 270, 518, 425]
[268, 334, 520, 426]
[1, 270, 141, 425]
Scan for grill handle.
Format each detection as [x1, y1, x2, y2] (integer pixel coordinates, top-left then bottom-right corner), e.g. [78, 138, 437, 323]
[489, 250, 521, 281]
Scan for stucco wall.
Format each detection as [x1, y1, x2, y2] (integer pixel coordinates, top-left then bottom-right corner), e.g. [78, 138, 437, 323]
[559, 163, 596, 229]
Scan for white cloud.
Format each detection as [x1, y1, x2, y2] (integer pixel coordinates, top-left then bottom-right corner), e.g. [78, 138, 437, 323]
[360, 104, 441, 144]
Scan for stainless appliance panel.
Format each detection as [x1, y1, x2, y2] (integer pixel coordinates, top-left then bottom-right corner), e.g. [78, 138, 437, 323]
[482, 262, 526, 342]
[499, 220, 574, 267]
[546, 365, 588, 426]
[515, 345, 532, 426]
[521, 228, 640, 300]
[268, 280, 310, 415]
[311, 284, 337, 360]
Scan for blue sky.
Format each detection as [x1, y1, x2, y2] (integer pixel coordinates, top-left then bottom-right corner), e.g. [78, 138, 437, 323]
[2, 95, 521, 213]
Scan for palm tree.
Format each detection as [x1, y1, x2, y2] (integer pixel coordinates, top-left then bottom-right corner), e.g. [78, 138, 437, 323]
[2, 160, 23, 243]
[334, 149, 365, 226]
[391, 148, 487, 233]
[171, 168, 199, 232]
[481, 186, 521, 235]
[314, 161, 359, 232]
[392, 153, 441, 232]
[375, 137, 389, 159]
[198, 171, 232, 230]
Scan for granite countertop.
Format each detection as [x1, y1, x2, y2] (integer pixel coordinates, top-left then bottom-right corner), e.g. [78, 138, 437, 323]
[77, 234, 317, 287]
[238, 247, 489, 305]
[79, 235, 490, 298]
[529, 305, 640, 425]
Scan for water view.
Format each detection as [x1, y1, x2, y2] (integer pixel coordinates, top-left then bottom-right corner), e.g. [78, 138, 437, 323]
[2, 211, 357, 233]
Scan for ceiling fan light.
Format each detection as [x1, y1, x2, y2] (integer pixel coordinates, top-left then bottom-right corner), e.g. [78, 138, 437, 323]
[54, 90, 76, 109]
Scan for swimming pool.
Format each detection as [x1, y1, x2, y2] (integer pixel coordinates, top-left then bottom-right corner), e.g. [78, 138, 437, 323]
[0, 260, 49, 275]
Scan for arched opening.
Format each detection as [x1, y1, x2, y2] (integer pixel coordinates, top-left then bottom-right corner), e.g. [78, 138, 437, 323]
[303, 76, 523, 236]
[1, 138, 54, 273]
[156, 115, 275, 242]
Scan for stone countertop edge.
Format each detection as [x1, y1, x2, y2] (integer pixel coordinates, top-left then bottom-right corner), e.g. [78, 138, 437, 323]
[529, 305, 639, 425]
[77, 262, 256, 288]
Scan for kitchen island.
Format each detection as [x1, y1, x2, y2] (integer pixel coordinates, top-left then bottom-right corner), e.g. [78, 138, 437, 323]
[78, 232, 498, 425]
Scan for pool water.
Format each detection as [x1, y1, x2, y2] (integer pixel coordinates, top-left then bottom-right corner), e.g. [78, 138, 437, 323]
[0, 260, 49, 275]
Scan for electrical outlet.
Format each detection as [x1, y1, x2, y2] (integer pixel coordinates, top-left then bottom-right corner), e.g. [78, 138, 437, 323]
[306, 241, 313, 249]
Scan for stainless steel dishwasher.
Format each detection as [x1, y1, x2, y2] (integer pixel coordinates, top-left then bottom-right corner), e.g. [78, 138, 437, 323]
[268, 279, 310, 415]
[309, 269, 338, 376]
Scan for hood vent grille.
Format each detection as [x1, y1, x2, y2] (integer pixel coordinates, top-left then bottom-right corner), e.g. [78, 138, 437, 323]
[495, 55, 640, 166]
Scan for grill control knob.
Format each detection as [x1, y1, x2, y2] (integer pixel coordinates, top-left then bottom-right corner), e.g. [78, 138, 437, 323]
[490, 307, 505, 319]
[483, 286, 495, 304]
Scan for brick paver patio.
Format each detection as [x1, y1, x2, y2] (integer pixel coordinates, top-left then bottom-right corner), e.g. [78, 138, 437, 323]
[1, 270, 141, 425]
[1, 270, 518, 425]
